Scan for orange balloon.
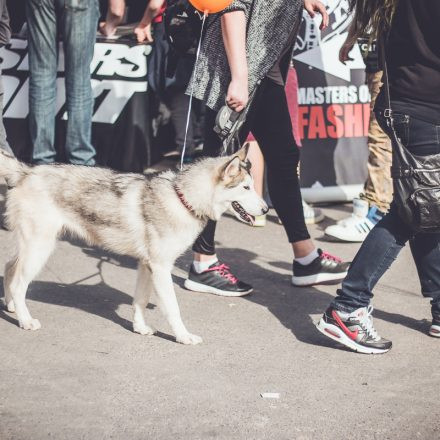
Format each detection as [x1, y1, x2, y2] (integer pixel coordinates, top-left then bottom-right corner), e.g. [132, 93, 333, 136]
[189, 0, 233, 14]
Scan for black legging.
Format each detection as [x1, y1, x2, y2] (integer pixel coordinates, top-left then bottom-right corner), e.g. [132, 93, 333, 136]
[193, 78, 310, 255]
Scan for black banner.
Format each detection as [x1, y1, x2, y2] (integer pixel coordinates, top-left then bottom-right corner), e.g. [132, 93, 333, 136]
[293, 0, 369, 188]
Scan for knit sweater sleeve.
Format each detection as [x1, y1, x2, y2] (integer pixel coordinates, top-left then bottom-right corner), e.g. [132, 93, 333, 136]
[222, 0, 252, 14]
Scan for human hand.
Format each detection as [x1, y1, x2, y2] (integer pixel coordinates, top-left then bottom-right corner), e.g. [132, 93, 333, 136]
[134, 22, 153, 43]
[99, 21, 118, 37]
[226, 78, 248, 112]
[339, 37, 356, 64]
[303, 0, 329, 30]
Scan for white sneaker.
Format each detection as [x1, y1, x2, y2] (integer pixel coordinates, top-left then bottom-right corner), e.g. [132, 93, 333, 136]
[303, 201, 324, 225]
[253, 214, 266, 227]
[337, 198, 369, 226]
[325, 202, 384, 243]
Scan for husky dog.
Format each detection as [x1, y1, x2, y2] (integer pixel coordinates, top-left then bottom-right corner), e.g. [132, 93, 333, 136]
[0, 145, 267, 345]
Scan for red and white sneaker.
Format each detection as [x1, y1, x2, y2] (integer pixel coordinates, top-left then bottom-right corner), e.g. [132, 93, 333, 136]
[316, 305, 392, 354]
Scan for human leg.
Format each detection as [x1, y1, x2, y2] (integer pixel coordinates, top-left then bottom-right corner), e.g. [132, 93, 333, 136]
[318, 110, 440, 351]
[250, 79, 349, 285]
[0, 74, 13, 156]
[26, 0, 58, 164]
[409, 234, 440, 336]
[61, 0, 99, 165]
[325, 71, 392, 243]
[191, 108, 222, 259]
[185, 107, 253, 295]
[246, 140, 264, 197]
[361, 71, 393, 212]
[167, 90, 196, 161]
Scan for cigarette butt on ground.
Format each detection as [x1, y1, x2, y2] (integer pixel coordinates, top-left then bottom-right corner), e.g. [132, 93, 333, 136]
[260, 393, 280, 399]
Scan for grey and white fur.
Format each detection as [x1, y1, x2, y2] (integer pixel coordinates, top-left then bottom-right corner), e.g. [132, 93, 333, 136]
[0, 144, 267, 344]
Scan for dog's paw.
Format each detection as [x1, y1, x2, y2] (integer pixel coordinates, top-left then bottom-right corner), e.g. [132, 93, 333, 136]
[19, 318, 41, 331]
[5, 300, 15, 313]
[176, 332, 203, 345]
[133, 322, 156, 336]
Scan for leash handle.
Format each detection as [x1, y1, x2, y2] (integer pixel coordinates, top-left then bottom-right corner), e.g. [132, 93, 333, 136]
[180, 12, 207, 170]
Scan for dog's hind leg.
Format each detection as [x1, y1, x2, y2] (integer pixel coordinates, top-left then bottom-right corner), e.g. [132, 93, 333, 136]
[132, 262, 156, 336]
[150, 264, 202, 345]
[6, 232, 57, 330]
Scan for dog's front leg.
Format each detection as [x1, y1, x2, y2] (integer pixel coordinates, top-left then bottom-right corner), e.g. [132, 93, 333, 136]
[132, 262, 156, 336]
[150, 264, 202, 345]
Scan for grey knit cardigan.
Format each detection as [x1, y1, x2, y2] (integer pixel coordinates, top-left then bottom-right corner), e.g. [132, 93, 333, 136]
[189, 0, 303, 111]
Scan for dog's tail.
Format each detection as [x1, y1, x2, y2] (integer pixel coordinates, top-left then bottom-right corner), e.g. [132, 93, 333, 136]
[0, 149, 29, 187]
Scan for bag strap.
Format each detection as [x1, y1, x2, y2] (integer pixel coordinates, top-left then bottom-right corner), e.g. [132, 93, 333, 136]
[379, 37, 393, 121]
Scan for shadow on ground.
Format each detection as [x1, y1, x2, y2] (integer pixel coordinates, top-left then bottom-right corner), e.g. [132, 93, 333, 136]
[0, 231, 429, 351]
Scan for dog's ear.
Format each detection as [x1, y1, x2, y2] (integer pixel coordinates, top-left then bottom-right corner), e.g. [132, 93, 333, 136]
[220, 156, 241, 182]
[236, 143, 250, 162]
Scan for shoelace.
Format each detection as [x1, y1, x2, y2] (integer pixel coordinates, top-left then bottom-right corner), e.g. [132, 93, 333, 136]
[357, 305, 379, 341]
[320, 251, 342, 263]
[207, 264, 238, 284]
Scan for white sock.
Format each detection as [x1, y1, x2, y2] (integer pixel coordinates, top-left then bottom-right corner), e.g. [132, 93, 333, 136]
[193, 257, 218, 273]
[295, 249, 319, 266]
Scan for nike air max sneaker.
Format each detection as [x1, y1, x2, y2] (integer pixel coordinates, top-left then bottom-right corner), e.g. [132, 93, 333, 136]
[292, 249, 350, 286]
[184, 262, 253, 297]
[429, 319, 440, 337]
[316, 305, 392, 354]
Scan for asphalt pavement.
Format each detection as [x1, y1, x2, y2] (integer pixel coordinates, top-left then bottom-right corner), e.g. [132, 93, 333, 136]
[0, 183, 439, 440]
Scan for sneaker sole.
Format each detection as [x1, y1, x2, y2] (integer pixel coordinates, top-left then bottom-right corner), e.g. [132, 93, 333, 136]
[429, 325, 440, 337]
[324, 230, 367, 243]
[183, 279, 253, 297]
[291, 271, 348, 287]
[304, 212, 325, 225]
[316, 318, 391, 354]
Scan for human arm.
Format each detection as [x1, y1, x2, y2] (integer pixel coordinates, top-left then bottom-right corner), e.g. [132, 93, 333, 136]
[99, 0, 126, 37]
[339, 19, 357, 64]
[221, 10, 248, 112]
[134, 0, 165, 43]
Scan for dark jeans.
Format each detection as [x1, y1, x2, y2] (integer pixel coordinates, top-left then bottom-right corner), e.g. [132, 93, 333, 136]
[26, 0, 99, 165]
[193, 78, 310, 255]
[333, 110, 440, 319]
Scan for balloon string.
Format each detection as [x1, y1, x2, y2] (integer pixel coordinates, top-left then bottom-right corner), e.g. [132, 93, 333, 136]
[180, 12, 207, 171]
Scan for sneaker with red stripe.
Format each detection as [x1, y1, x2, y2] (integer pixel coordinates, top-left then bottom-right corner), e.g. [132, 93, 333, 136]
[316, 305, 392, 354]
[292, 249, 350, 287]
[184, 262, 253, 297]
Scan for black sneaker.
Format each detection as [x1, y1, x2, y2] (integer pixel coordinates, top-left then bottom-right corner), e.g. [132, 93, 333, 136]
[184, 262, 253, 297]
[316, 305, 392, 354]
[292, 249, 350, 287]
[429, 319, 440, 337]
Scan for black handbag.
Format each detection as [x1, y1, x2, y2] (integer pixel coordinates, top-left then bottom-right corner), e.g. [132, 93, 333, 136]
[381, 40, 440, 233]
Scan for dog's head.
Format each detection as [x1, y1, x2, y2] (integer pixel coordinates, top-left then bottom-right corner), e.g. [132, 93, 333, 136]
[214, 143, 269, 225]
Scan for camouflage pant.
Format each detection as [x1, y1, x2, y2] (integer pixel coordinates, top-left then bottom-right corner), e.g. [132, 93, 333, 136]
[360, 71, 393, 213]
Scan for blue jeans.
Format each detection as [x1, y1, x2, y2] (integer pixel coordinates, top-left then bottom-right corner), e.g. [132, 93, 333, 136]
[0, 69, 13, 155]
[26, 0, 99, 165]
[333, 110, 440, 320]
